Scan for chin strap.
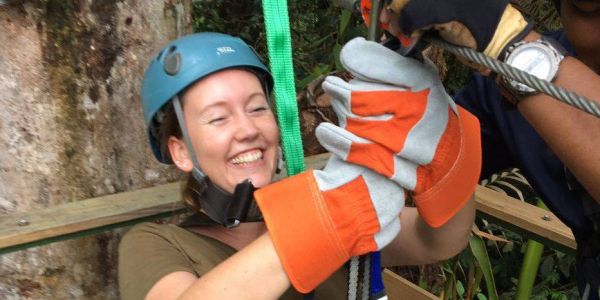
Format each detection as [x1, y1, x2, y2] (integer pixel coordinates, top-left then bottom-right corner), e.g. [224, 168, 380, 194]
[179, 178, 263, 228]
[201, 178, 262, 228]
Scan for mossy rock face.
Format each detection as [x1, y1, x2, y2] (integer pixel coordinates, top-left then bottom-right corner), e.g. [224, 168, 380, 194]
[0, 1, 188, 298]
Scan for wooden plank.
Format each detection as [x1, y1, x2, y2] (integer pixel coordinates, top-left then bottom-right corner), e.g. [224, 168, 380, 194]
[0, 153, 331, 253]
[475, 185, 576, 252]
[382, 268, 439, 299]
[0, 182, 185, 251]
[0, 152, 576, 256]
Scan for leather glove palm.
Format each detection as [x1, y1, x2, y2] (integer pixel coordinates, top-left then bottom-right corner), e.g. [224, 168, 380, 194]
[385, 0, 531, 59]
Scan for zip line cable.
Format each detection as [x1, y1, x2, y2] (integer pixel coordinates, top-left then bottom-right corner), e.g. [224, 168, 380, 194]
[337, 0, 600, 119]
[426, 36, 600, 119]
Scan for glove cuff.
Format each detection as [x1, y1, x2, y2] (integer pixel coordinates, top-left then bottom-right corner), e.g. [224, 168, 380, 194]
[414, 106, 481, 227]
[254, 171, 379, 292]
[484, 4, 530, 59]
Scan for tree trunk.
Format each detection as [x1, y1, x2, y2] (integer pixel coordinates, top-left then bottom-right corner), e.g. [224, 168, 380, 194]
[0, 0, 191, 298]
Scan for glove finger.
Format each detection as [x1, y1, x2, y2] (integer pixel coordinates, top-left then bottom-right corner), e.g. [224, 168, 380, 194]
[322, 76, 351, 108]
[363, 169, 405, 227]
[339, 37, 437, 91]
[374, 218, 401, 250]
[315, 122, 369, 160]
[322, 76, 356, 127]
[316, 123, 396, 179]
[389, 155, 419, 191]
[328, 78, 410, 122]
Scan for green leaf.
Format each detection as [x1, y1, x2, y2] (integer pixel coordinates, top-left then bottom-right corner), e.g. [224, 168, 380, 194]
[338, 9, 352, 39]
[333, 43, 343, 72]
[539, 256, 555, 276]
[476, 293, 488, 300]
[469, 235, 500, 300]
[456, 280, 465, 297]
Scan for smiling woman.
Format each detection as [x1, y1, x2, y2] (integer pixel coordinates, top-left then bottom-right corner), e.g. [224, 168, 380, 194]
[118, 31, 480, 300]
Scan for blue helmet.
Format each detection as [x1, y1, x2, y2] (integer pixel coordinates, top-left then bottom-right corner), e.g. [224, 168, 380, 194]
[141, 32, 273, 163]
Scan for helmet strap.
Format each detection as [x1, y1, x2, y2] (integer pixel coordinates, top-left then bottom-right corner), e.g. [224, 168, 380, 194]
[172, 95, 205, 180]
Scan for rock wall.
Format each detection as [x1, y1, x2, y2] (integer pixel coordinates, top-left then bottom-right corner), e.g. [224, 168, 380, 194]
[0, 0, 191, 298]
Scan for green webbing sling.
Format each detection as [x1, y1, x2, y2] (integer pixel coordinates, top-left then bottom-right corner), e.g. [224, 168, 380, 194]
[262, 0, 306, 176]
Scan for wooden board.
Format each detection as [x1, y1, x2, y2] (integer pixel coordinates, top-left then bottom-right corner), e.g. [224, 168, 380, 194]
[0, 152, 576, 255]
[0, 182, 185, 252]
[0, 153, 331, 254]
[475, 185, 576, 252]
[382, 268, 439, 299]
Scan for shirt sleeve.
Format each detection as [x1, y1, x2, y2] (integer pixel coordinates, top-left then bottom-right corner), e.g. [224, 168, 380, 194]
[453, 73, 515, 180]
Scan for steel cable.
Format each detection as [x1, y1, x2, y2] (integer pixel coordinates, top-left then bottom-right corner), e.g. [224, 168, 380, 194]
[426, 36, 600, 118]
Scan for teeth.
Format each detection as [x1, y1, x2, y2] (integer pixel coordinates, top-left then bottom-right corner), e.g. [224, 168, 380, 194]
[230, 150, 263, 164]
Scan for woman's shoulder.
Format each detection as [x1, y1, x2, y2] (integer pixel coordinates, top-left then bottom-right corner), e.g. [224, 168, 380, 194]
[121, 222, 187, 240]
[121, 222, 231, 252]
[120, 222, 236, 266]
[118, 222, 236, 300]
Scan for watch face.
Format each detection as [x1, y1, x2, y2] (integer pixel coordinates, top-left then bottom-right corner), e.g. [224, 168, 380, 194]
[506, 42, 561, 94]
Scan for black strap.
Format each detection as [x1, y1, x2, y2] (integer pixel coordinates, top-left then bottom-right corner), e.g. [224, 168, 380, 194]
[179, 178, 262, 228]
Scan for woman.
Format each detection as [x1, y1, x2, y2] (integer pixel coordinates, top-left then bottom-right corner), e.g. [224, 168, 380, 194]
[118, 32, 479, 300]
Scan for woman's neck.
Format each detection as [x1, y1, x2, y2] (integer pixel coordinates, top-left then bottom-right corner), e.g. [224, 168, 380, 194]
[189, 222, 267, 251]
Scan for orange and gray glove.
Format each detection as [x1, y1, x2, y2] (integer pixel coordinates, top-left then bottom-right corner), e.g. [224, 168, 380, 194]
[316, 37, 481, 228]
[254, 155, 404, 293]
[384, 0, 532, 60]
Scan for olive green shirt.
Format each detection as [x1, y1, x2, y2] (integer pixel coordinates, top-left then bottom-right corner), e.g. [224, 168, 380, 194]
[118, 222, 348, 300]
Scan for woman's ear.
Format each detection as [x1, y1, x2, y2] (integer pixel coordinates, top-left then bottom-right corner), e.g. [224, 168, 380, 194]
[168, 136, 193, 172]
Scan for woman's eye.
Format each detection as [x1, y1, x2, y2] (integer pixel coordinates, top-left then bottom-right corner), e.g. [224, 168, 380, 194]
[208, 116, 226, 124]
[249, 106, 269, 114]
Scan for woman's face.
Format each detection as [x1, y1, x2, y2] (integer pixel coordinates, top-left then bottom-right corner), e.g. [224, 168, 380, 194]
[170, 69, 280, 193]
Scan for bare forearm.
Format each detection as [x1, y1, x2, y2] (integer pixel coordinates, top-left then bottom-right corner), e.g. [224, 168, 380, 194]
[161, 233, 289, 300]
[517, 32, 600, 203]
[381, 196, 476, 266]
[181, 233, 288, 299]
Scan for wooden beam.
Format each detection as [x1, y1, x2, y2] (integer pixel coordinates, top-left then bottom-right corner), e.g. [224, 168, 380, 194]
[0, 152, 576, 256]
[382, 268, 439, 299]
[0, 153, 332, 254]
[475, 185, 576, 252]
[0, 182, 185, 254]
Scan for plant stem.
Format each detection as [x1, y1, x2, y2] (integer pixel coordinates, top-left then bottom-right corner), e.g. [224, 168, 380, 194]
[515, 199, 549, 300]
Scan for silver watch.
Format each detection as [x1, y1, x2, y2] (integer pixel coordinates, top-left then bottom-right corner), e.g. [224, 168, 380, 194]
[501, 37, 567, 98]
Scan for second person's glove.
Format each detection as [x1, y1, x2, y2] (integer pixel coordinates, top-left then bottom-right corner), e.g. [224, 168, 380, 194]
[385, 0, 531, 59]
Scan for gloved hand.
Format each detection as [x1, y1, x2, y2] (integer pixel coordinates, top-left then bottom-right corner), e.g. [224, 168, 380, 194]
[384, 0, 532, 59]
[316, 37, 481, 227]
[254, 155, 404, 293]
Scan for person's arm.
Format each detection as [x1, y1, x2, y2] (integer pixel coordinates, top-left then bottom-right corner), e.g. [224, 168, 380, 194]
[515, 33, 600, 204]
[381, 196, 476, 266]
[146, 233, 289, 300]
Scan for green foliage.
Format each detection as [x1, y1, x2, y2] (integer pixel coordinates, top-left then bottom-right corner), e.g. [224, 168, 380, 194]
[192, 0, 365, 90]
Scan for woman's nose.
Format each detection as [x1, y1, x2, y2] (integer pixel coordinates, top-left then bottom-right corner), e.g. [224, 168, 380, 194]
[234, 115, 260, 141]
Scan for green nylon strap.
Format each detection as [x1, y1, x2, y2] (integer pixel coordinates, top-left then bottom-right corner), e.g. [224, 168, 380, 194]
[262, 0, 306, 176]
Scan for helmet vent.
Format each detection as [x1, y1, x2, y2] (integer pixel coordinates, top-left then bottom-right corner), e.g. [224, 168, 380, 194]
[155, 49, 164, 61]
[163, 50, 181, 76]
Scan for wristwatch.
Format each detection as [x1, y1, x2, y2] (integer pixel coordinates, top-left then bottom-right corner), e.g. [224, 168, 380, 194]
[500, 37, 567, 104]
